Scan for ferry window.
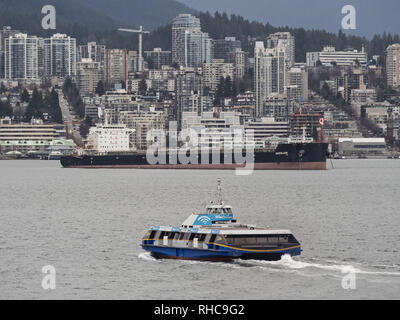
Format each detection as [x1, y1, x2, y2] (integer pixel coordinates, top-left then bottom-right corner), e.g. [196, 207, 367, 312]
[179, 233, 185, 240]
[189, 233, 196, 241]
[168, 232, 175, 240]
[209, 234, 217, 243]
[199, 234, 206, 242]
[149, 231, 156, 239]
[256, 236, 268, 244]
[279, 235, 289, 243]
[159, 231, 166, 239]
[268, 235, 278, 244]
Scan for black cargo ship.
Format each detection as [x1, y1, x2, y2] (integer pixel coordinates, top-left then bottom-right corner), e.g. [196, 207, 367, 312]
[60, 142, 328, 170]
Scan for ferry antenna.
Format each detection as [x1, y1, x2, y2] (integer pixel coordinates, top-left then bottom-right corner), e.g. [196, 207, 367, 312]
[217, 178, 223, 204]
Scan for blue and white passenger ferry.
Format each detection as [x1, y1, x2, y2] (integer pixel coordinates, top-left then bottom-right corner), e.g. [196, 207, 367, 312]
[141, 180, 302, 261]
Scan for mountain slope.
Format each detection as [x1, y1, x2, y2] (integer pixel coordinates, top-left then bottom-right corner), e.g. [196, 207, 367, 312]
[177, 0, 400, 38]
[80, 0, 195, 30]
[0, 0, 119, 33]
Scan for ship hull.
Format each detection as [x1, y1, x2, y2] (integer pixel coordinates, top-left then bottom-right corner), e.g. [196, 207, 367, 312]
[61, 143, 328, 170]
[142, 244, 301, 261]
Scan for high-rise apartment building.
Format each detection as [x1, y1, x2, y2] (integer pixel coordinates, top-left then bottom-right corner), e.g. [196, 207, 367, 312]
[287, 65, 308, 103]
[4, 33, 39, 80]
[386, 44, 400, 88]
[79, 42, 105, 79]
[0, 26, 19, 52]
[76, 58, 100, 96]
[203, 59, 234, 92]
[105, 49, 128, 88]
[144, 48, 171, 69]
[267, 32, 295, 68]
[43, 33, 77, 78]
[172, 14, 211, 68]
[228, 48, 248, 80]
[175, 68, 204, 128]
[184, 30, 212, 68]
[172, 14, 201, 66]
[254, 41, 287, 117]
[213, 37, 241, 62]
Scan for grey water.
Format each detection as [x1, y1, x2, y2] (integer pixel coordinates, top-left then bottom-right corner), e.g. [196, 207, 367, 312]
[0, 159, 399, 299]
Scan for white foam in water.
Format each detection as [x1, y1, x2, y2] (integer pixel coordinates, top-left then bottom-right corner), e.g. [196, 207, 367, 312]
[238, 254, 400, 276]
[138, 252, 158, 262]
[138, 252, 400, 277]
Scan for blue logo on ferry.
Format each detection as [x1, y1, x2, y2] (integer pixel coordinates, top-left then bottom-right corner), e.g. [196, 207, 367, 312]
[193, 214, 233, 226]
[152, 226, 160, 231]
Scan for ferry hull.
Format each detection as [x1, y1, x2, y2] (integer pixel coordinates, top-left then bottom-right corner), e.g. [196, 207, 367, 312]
[142, 244, 301, 262]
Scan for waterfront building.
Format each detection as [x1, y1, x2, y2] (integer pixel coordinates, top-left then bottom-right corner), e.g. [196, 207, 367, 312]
[0, 117, 73, 154]
[338, 137, 387, 157]
[43, 33, 77, 78]
[254, 41, 287, 117]
[306, 46, 367, 67]
[386, 43, 400, 88]
[4, 33, 40, 80]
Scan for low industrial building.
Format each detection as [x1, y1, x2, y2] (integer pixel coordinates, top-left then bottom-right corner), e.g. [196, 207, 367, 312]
[338, 137, 388, 158]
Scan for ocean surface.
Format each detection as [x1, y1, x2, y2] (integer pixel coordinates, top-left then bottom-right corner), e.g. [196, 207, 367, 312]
[0, 159, 399, 300]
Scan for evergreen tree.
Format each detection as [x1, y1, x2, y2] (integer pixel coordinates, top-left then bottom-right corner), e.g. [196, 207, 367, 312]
[21, 89, 30, 103]
[139, 79, 147, 95]
[0, 101, 13, 117]
[95, 80, 105, 96]
[224, 76, 233, 97]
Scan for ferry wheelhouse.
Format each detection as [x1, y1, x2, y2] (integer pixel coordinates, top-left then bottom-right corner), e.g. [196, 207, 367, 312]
[141, 180, 302, 261]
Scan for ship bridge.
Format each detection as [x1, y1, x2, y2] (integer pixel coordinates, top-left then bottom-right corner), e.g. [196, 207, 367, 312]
[181, 203, 235, 227]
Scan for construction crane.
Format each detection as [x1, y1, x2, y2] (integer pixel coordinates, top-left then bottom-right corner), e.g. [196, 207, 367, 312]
[118, 26, 150, 72]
